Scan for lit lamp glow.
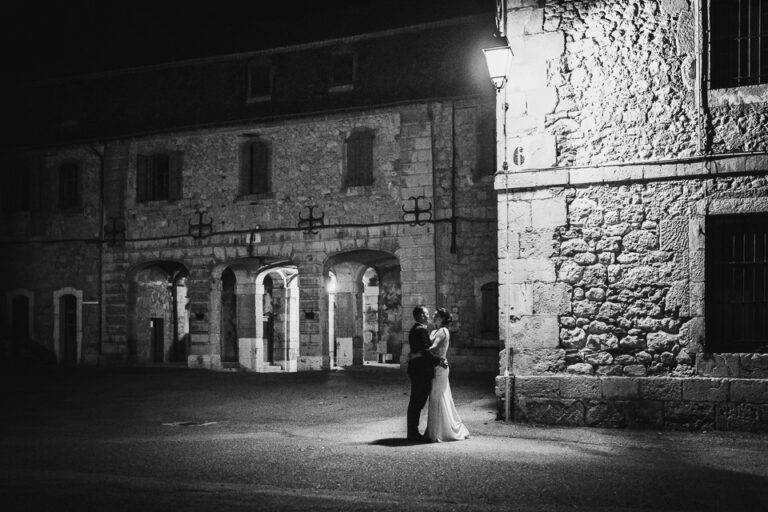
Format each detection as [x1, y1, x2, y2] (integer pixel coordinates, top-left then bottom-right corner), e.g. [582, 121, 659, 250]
[482, 45, 513, 92]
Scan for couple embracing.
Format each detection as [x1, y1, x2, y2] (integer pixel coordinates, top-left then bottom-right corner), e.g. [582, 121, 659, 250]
[406, 305, 470, 443]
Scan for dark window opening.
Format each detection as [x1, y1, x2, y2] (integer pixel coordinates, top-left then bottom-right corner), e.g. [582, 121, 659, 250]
[137, 152, 183, 203]
[705, 213, 768, 352]
[12, 295, 30, 339]
[476, 107, 496, 176]
[709, 0, 768, 88]
[344, 129, 374, 188]
[241, 140, 271, 195]
[331, 52, 355, 87]
[2, 170, 31, 213]
[480, 282, 499, 340]
[58, 162, 80, 209]
[61, 294, 78, 366]
[248, 61, 273, 99]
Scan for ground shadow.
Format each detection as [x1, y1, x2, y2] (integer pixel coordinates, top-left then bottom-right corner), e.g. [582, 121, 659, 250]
[369, 437, 431, 447]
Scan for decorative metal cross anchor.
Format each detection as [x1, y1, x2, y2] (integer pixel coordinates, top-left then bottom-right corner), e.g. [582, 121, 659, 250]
[298, 205, 324, 234]
[188, 209, 213, 239]
[402, 195, 432, 226]
[104, 216, 126, 245]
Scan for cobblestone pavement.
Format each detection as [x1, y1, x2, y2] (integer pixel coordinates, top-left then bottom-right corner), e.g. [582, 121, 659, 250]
[1, 366, 767, 511]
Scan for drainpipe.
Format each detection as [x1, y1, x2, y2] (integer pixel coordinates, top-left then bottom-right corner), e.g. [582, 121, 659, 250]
[90, 144, 104, 364]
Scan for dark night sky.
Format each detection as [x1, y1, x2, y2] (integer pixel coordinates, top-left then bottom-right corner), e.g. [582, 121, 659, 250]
[3, 0, 496, 83]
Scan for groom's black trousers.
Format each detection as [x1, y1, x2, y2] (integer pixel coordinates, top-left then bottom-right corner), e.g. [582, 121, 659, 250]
[407, 357, 435, 436]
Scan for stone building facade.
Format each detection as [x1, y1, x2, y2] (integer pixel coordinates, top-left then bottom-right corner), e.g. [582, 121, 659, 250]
[1, 16, 501, 373]
[495, 0, 768, 430]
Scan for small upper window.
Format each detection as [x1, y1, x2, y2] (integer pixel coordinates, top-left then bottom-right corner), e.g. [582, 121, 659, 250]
[2, 168, 31, 213]
[330, 51, 356, 90]
[58, 161, 80, 209]
[476, 106, 496, 176]
[344, 129, 374, 188]
[709, 0, 768, 88]
[247, 60, 273, 101]
[136, 152, 183, 203]
[240, 139, 271, 196]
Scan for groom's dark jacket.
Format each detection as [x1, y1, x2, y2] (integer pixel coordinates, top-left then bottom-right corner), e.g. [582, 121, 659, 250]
[408, 323, 440, 373]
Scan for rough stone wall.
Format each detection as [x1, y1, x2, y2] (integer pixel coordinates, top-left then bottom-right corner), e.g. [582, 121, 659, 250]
[495, 0, 768, 429]
[558, 175, 768, 378]
[545, 0, 698, 165]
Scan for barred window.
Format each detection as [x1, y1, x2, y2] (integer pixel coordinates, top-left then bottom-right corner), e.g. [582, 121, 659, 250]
[710, 0, 768, 88]
[705, 213, 768, 352]
[344, 129, 374, 188]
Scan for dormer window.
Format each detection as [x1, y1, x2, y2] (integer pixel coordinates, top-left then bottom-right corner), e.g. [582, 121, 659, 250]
[330, 50, 356, 91]
[247, 60, 273, 102]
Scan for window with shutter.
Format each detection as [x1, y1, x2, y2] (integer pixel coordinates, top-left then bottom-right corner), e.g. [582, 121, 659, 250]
[344, 129, 374, 188]
[58, 161, 80, 209]
[241, 140, 271, 196]
[136, 152, 181, 203]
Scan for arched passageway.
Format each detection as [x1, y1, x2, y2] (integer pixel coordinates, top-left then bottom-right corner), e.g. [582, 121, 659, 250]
[325, 250, 401, 368]
[212, 258, 299, 372]
[126, 261, 190, 365]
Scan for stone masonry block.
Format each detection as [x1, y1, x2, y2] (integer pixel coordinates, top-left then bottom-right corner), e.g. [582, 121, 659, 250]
[639, 378, 683, 401]
[521, 31, 565, 61]
[509, 315, 559, 350]
[682, 378, 729, 402]
[689, 217, 705, 251]
[661, 0, 690, 15]
[518, 397, 585, 426]
[503, 257, 556, 284]
[716, 403, 760, 431]
[729, 380, 768, 404]
[506, 7, 544, 36]
[532, 282, 570, 315]
[560, 375, 601, 399]
[696, 353, 740, 378]
[515, 375, 561, 398]
[624, 400, 665, 429]
[664, 401, 715, 431]
[506, 282, 533, 316]
[512, 348, 566, 375]
[531, 197, 566, 228]
[740, 353, 768, 378]
[602, 377, 640, 400]
[660, 219, 688, 251]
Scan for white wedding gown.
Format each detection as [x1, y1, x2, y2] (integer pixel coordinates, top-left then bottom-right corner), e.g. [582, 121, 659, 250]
[425, 327, 470, 442]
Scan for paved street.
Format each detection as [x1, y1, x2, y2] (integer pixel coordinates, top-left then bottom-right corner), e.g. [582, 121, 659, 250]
[1, 366, 767, 511]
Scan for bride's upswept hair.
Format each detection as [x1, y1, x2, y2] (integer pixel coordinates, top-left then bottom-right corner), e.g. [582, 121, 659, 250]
[435, 307, 452, 325]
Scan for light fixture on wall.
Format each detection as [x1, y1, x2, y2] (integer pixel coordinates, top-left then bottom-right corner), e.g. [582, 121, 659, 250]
[482, 45, 513, 92]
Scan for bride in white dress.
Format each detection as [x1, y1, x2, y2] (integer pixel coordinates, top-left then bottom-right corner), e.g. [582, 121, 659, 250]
[425, 308, 470, 443]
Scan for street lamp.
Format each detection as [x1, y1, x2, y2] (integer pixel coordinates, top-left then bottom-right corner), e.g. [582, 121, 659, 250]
[482, 45, 513, 92]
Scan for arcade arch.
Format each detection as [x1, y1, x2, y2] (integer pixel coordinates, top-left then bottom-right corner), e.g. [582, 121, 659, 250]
[212, 258, 299, 372]
[324, 250, 401, 368]
[126, 261, 190, 365]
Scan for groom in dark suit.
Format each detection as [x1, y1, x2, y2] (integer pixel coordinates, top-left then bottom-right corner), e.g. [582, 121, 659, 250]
[406, 305, 442, 442]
